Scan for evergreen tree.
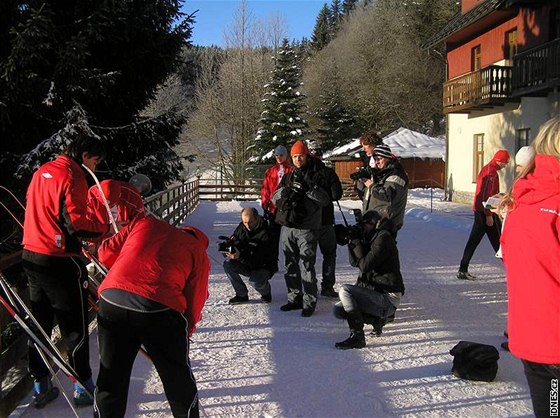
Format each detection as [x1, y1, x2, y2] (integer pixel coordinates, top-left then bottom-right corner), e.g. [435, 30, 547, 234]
[311, 4, 331, 51]
[315, 69, 361, 150]
[342, 0, 358, 16]
[254, 38, 308, 159]
[0, 0, 194, 192]
[330, 0, 342, 33]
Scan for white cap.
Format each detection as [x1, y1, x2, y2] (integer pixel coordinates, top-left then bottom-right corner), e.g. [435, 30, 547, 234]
[515, 146, 535, 168]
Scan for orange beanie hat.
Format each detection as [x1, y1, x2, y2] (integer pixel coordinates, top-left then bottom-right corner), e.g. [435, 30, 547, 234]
[291, 140, 309, 156]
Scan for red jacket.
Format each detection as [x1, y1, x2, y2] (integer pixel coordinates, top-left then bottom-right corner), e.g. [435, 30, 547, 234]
[88, 180, 146, 228]
[261, 161, 293, 213]
[473, 159, 502, 215]
[98, 216, 210, 336]
[501, 155, 560, 364]
[23, 155, 107, 256]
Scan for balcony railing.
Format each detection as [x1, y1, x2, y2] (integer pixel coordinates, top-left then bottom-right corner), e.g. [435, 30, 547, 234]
[512, 38, 560, 96]
[443, 65, 514, 113]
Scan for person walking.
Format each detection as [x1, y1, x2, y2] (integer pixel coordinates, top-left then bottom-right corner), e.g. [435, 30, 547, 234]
[95, 216, 210, 418]
[22, 135, 108, 408]
[223, 208, 277, 304]
[500, 116, 559, 418]
[307, 143, 343, 298]
[457, 149, 510, 280]
[272, 140, 330, 317]
[333, 211, 404, 350]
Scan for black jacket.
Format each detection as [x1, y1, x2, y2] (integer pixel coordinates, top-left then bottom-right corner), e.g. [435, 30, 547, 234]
[232, 218, 277, 274]
[348, 222, 405, 294]
[319, 164, 343, 226]
[273, 157, 330, 230]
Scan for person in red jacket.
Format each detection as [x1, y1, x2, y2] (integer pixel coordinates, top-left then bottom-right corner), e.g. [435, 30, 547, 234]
[95, 216, 210, 418]
[261, 145, 294, 224]
[500, 116, 559, 418]
[22, 135, 108, 408]
[88, 179, 147, 233]
[456, 149, 510, 280]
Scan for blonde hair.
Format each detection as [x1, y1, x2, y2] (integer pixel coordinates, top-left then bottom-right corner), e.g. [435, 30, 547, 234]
[532, 116, 560, 158]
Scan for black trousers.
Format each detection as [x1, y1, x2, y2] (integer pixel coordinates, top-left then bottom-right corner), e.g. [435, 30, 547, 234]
[522, 360, 560, 418]
[22, 254, 91, 381]
[95, 299, 200, 418]
[459, 211, 502, 272]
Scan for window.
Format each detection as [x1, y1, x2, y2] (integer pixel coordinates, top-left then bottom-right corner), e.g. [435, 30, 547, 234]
[471, 45, 482, 71]
[473, 134, 484, 182]
[516, 128, 531, 151]
[505, 29, 518, 59]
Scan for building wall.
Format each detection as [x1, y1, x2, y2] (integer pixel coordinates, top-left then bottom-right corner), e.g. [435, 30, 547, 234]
[446, 92, 559, 204]
[447, 17, 518, 79]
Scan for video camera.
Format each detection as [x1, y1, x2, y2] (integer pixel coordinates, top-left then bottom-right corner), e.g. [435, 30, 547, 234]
[349, 150, 373, 181]
[217, 235, 237, 254]
[334, 209, 364, 246]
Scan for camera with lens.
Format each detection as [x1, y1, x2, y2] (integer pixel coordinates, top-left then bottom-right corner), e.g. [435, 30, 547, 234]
[334, 210, 365, 246]
[218, 235, 237, 254]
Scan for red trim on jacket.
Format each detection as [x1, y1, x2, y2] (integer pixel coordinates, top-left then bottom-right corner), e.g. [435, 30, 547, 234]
[261, 162, 293, 213]
[501, 155, 560, 364]
[23, 155, 107, 256]
[98, 217, 210, 336]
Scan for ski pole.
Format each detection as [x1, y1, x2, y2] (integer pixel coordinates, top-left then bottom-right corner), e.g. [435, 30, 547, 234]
[81, 164, 119, 234]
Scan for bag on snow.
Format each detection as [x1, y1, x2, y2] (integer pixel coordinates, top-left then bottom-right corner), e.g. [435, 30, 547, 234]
[450, 340, 499, 382]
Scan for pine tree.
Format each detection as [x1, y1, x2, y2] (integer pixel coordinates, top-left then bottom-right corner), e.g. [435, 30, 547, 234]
[311, 4, 331, 51]
[342, 0, 358, 16]
[254, 38, 308, 159]
[315, 70, 361, 150]
[330, 0, 342, 33]
[0, 0, 194, 192]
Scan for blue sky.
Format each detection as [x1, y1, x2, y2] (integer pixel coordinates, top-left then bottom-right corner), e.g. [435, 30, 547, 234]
[183, 0, 325, 46]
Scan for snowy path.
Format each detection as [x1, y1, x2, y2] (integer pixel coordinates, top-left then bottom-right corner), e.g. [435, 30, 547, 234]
[11, 190, 533, 418]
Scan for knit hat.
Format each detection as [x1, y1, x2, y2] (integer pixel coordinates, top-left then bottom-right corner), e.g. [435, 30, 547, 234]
[492, 150, 510, 164]
[274, 145, 288, 156]
[514, 146, 535, 168]
[100, 180, 121, 206]
[290, 140, 309, 156]
[373, 144, 393, 159]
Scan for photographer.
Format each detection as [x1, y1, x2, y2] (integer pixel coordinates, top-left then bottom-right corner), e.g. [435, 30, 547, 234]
[223, 208, 277, 304]
[362, 144, 409, 237]
[354, 132, 383, 200]
[333, 210, 405, 350]
[272, 140, 331, 317]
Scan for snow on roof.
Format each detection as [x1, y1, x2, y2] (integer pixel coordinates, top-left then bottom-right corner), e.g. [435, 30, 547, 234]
[323, 128, 446, 161]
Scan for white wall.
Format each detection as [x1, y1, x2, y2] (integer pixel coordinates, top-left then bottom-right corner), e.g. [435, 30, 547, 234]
[446, 91, 559, 203]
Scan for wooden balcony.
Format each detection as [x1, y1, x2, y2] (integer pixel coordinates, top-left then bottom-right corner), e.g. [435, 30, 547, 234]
[512, 38, 560, 97]
[443, 65, 519, 114]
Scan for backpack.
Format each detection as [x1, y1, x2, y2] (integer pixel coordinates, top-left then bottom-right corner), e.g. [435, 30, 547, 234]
[450, 341, 500, 382]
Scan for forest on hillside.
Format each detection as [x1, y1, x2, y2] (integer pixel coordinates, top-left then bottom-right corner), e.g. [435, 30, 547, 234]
[0, 0, 459, 191]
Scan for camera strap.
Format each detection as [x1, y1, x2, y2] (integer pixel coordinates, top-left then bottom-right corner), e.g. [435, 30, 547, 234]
[336, 201, 349, 227]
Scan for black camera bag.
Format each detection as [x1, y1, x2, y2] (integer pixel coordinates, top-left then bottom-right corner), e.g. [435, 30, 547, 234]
[450, 341, 499, 382]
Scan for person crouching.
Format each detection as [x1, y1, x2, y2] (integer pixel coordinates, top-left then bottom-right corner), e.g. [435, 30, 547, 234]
[333, 210, 405, 349]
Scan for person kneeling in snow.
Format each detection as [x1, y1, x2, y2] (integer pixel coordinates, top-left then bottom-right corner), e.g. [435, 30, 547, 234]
[96, 216, 210, 418]
[223, 207, 277, 304]
[333, 211, 405, 350]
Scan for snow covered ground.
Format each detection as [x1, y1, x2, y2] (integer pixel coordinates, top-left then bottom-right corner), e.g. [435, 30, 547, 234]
[11, 189, 534, 418]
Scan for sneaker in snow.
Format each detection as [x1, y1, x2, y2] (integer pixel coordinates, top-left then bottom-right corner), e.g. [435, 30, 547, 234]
[456, 271, 476, 280]
[320, 287, 338, 298]
[73, 390, 94, 407]
[228, 295, 249, 305]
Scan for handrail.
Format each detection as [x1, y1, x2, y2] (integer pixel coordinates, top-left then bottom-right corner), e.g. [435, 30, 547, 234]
[144, 179, 200, 226]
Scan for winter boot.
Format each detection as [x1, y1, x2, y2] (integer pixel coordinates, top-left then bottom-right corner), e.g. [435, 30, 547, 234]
[335, 311, 366, 350]
[73, 378, 95, 407]
[33, 376, 59, 409]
